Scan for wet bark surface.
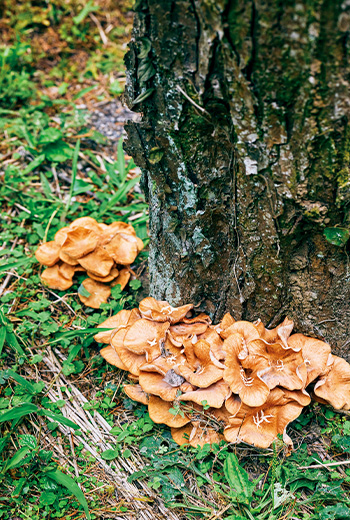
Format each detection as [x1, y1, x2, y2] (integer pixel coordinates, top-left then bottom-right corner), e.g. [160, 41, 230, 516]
[124, 0, 350, 357]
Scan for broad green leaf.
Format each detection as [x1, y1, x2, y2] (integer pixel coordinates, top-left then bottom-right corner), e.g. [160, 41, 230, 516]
[99, 176, 141, 216]
[38, 128, 63, 145]
[39, 490, 56, 505]
[39, 408, 79, 430]
[43, 141, 73, 163]
[101, 449, 119, 460]
[223, 453, 255, 505]
[19, 434, 37, 450]
[46, 470, 91, 520]
[0, 403, 38, 423]
[110, 80, 123, 96]
[2, 447, 31, 473]
[138, 58, 156, 85]
[0, 258, 32, 274]
[323, 227, 350, 247]
[319, 503, 350, 520]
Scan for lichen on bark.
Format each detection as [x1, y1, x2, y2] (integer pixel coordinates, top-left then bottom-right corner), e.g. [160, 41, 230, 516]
[125, 0, 350, 357]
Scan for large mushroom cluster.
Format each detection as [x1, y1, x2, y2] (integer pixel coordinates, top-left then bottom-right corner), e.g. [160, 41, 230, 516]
[95, 298, 350, 449]
[35, 217, 143, 308]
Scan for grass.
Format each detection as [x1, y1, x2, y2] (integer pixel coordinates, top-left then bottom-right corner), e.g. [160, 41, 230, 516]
[1, 1, 350, 519]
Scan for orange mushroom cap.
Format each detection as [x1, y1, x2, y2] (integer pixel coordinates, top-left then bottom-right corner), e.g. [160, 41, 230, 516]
[148, 395, 191, 427]
[139, 297, 194, 324]
[179, 380, 231, 409]
[198, 326, 226, 362]
[124, 384, 149, 405]
[225, 394, 242, 415]
[220, 320, 260, 342]
[54, 227, 69, 246]
[287, 333, 332, 386]
[223, 333, 270, 407]
[168, 322, 208, 347]
[78, 246, 114, 278]
[61, 227, 99, 259]
[69, 217, 102, 234]
[41, 264, 74, 291]
[314, 355, 350, 410]
[100, 345, 128, 371]
[94, 309, 132, 344]
[59, 250, 79, 266]
[98, 221, 136, 246]
[58, 262, 77, 281]
[139, 371, 180, 401]
[182, 313, 212, 325]
[35, 241, 61, 267]
[217, 312, 235, 333]
[124, 319, 170, 360]
[176, 339, 224, 388]
[103, 233, 139, 265]
[78, 278, 111, 309]
[117, 346, 147, 376]
[87, 267, 119, 283]
[141, 352, 185, 376]
[110, 268, 131, 290]
[247, 339, 307, 391]
[224, 388, 304, 448]
[171, 423, 222, 447]
[255, 317, 294, 348]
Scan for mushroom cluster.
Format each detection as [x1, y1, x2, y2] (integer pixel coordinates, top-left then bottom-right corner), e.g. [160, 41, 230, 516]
[95, 298, 350, 449]
[35, 217, 143, 308]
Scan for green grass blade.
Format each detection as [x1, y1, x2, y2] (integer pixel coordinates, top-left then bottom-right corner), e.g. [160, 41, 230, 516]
[2, 447, 31, 474]
[65, 139, 80, 214]
[6, 369, 36, 394]
[0, 327, 6, 356]
[39, 409, 80, 430]
[0, 403, 38, 423]
[46, 470, 91, 520]
[4, 331, 27, 358]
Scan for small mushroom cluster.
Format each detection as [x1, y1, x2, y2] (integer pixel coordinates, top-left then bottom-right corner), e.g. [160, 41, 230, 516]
[95, 298, 350, 449]
[35, 217, 143, 308]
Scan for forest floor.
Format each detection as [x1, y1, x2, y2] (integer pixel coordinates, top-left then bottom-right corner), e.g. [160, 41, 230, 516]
[1, 1, 350, 519]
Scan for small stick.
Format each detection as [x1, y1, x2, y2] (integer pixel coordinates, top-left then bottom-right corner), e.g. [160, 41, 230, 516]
[299, 459, 350, 469]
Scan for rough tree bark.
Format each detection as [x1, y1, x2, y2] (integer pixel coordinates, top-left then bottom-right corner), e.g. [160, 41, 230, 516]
[124, 0, 350, 357]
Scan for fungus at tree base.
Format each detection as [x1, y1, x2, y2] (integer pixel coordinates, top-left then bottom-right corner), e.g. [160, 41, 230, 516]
[95, 297, 350, 450]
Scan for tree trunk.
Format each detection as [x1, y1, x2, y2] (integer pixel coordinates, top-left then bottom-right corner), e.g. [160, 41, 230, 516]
[124, 0, 350, 357]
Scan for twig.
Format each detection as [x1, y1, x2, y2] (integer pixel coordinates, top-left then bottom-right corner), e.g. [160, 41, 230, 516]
[299, 459, 350, 469]
[176, 85, 208, 115]
[89, 13, 109, 46]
